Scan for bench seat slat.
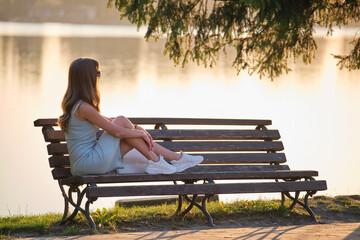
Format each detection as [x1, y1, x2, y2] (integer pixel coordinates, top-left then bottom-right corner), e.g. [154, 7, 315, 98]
[47, 141, 284, 155]
[86, 180, 327, 198]
[54, 164, 290, 180]
[63, 169, 319, 184]
[34, 118, 273, 127]
[49, 153, 287, 167]
[43, 129, 281, 142]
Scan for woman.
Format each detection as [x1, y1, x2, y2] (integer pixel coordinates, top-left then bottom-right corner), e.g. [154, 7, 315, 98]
[58, 58, 203, 175]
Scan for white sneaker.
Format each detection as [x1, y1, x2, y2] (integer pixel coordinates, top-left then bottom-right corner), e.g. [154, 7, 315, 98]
[171, 151, 204, 173]
[145, 155, 177, 174]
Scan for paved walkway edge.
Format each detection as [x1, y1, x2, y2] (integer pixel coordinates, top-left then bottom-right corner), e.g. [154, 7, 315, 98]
[20, 222, 360, 240]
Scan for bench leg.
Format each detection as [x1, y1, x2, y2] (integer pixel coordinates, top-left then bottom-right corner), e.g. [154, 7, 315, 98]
[280, 192, 285, 206]
[58, 183, 80, 225]
[200, 194, 215, 227]
[288, 191, 300, 210]
[283, 191, 317, 221]
[85, 199, 96, 230]
[174, 179, 216, 227]
[59, 191, 69, 224]
[177, 194, 215, 227]
[58, 182, 97, 229]
[276, 179, 286, 206]
[175, 195, 183, 214]
[181, 194, 197, 216]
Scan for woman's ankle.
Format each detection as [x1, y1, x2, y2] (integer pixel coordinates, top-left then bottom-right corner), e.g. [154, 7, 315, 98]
[173, 152, 182, 161]
[150, 153, 160, 162]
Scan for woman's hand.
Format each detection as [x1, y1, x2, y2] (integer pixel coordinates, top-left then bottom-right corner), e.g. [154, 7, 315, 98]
[136, 125, 154, 151]
[140, 131, 153, 151]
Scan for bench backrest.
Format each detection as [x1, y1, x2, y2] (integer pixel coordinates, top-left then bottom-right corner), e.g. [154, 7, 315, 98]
[34, 118, 287, 180]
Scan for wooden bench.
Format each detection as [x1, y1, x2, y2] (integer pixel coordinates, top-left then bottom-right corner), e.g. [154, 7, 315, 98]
[34, 118, 327, 229]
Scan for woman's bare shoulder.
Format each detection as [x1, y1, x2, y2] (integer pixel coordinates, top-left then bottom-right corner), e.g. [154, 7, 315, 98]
[79, 102, 95, 111]
[78, 102, 99, 118]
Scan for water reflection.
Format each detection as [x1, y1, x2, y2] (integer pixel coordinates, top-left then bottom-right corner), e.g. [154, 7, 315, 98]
[0, 23, 359, 216]
[0, 36, 43, 86]
[61, 37, 142, 83]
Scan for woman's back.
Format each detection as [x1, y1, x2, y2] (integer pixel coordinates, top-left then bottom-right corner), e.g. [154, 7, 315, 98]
[65, 101, 98, 170]
[64, 101, 124, 175]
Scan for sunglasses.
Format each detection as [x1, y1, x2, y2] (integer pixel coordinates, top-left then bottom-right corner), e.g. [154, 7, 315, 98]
[97, 71, 101, 78]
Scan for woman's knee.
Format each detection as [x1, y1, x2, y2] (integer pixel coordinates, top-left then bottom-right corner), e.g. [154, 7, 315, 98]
[113, 115, 133, 128]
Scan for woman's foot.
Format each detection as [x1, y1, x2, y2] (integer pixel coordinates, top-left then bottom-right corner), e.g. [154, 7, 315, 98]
[145, 155, 177, 174]
[171, 151, 204, 172]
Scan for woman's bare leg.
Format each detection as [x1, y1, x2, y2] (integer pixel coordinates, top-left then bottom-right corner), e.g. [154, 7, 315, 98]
[114, 116, 182, 161]
[122, 137, 159, 161]
[152, 143, 181, 161]
[113, 116, 158, 162]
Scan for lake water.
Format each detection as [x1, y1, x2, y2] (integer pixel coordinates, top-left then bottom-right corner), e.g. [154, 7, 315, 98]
[0, 22, 359, 216]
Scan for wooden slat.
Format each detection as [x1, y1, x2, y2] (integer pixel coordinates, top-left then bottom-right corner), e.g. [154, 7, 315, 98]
[43, 130, 103, 142]
[46, 141, 284, 155]
[201, 153, 286, 164]
[52, 164, 289, 180]
[34, 118, 58, 127]
[128, 118, 272, 126]
[150, 130, 280, 140]
[54, 164, 288, 181]
[34, 118, 272, 127]
[47, 143, 68, 155]
[49, 156, 70, 167]
[44, 130, 64, 142]
[157, 141, 284, 152]
[42, 129, 281, 142]
[52, 168, 71, 179]
[86, 180, 328, 198]
[64, 169, 320, 185]
[182, 165, 290, 172]
[47, 153, 286, 169]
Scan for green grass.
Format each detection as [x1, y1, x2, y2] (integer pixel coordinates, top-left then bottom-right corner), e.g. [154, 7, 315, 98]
[311, 195, 360, 214]
[0, 214, 62, 233]
[89, 199, 292, 230]
[0, 213, 63, 238]
[1, 195, 359, 238]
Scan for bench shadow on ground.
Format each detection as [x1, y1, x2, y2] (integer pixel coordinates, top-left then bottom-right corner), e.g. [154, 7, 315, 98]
[137, 221, 360, 240]
[345, 226, 360, 240]
[127, 224, 360, 240]
[231, 225, 305, 239]
[22, 222, 360, 240]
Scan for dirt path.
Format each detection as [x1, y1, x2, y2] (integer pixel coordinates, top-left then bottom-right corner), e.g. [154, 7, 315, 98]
[19, 222, 360, 240]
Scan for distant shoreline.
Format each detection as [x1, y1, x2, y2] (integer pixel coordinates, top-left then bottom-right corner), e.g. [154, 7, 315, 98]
[0, 21, 147, 38]
[0, 21, 358, 38]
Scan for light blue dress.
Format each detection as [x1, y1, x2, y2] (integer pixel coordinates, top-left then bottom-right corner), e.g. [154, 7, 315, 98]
[65, 100, 124, 175]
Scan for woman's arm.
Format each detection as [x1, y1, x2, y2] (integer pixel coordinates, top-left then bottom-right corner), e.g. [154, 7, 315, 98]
[78, 103, 146, 140]
[102, 115, 114, 122]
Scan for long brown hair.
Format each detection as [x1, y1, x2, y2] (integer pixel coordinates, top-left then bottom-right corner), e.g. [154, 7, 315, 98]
[58, 58, 101, 132]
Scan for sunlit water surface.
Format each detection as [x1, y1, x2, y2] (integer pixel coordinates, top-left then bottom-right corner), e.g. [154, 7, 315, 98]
[0, 22, 359, 216]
